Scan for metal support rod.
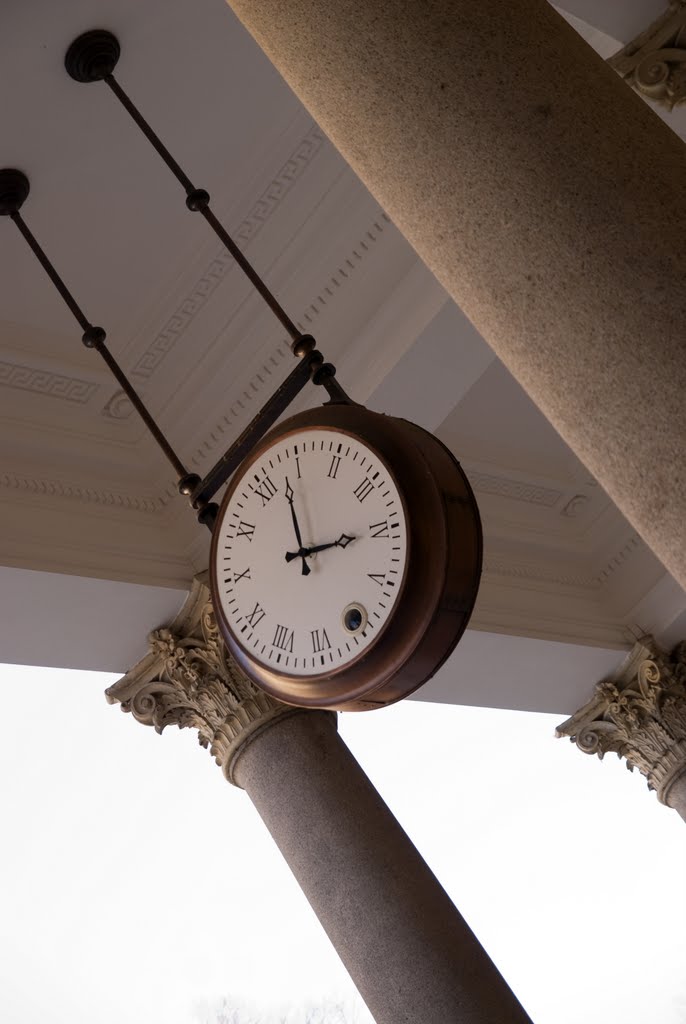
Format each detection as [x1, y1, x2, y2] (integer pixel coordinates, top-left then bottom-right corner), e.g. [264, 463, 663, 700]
[191, 350, 319, 507]
[11, 211, 90, 332]
[0, 31, 355, 538]
[101, 72, 302, 344]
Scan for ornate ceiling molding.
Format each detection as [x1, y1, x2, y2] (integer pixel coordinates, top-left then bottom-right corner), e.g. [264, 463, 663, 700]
[482, 556, 595, 589]
[0, 210, 394, 517]
[101, 124, 324, 401]
[0, 470, 160, 514]
[102, 207, 390, 425]
[105, 576, 316, 786]
[125, 210, 394, 512]
[468, 470, 562, 508]
[0, 358, 98, 404]
[557, 637, 686, 806]
[560, 494, 590, 518]
[180, 214, 393, 467]
[596, 535, 640, 584]
[609, 0, 686, 109]
[297, 215, 391, 330]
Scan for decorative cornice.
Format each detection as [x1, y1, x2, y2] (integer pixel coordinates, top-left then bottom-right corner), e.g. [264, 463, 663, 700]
[105, 577, 314, 786]
[0, 470, 160, 513]
[297, 214, 391, 330]
[560, 494, 590, 518]
[0, 358, 98, 404]
[102, 125, 324, 398]
[180, 214, 392, 471]
[596, 535, 640, 584]
[185, 343, 290, 469]
[556, 637, 686, 805]
[609, 1, 686, 110]
[102, 208, 390, 428]
[468, 470, 562, 508]
[482, 556, 596, 589]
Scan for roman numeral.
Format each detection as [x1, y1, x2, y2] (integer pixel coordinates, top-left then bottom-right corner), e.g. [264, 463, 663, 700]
[353, 477, 374, 503]
[327, 455, 341, 479]
[255, 475, 277, 506]
[233, 567, 251, 584]
[311, 627, 331, 653]
[237, 521, 255, 541]
[369, 520, 390, 538]
[272, 624, 295, 652]
[245, 601, 266, 628]
[367, 572, 386, 586]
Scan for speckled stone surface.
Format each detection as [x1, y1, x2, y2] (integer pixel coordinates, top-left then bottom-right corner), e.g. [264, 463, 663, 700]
[228, 0, 686, 588]
[234, 712, 531, 1023]
[666, 773, 686, 822]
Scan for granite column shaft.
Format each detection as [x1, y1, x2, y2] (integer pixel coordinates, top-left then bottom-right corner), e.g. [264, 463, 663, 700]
[234, 710, 531, 1024]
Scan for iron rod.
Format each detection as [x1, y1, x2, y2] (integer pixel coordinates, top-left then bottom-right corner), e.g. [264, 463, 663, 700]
[103, 73, 302, 343]
[199, 205, 301, 340]
[192, 351, 316, 506]
[11, 212, 91, 332]
[104, 75, 195, 193]
[95, 345, 189, 479]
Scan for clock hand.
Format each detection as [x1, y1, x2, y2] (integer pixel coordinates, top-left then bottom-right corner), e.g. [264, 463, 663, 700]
[285, 533, 356, 562]
[284, 476, 310, 577]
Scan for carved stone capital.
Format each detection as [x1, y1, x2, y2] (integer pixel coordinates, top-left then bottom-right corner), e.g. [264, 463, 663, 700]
[557, 638, 686, 805]
[106, 576, 313, 785]
[609, 1, 686, 110]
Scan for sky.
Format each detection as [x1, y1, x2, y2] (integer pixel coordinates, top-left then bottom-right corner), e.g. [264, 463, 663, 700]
[1, 663, 685, 1024]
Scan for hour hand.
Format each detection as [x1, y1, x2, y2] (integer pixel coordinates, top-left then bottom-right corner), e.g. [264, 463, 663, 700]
[307, 533, 355, 555]
[285, 533, 355, 562]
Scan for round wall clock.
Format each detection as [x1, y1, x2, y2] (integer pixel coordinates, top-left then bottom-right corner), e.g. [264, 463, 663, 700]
[210, 403, 482, 711]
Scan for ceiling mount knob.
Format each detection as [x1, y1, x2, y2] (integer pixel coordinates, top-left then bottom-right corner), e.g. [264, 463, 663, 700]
[65, 29, 121, 82]
[0, 169, 30, 216]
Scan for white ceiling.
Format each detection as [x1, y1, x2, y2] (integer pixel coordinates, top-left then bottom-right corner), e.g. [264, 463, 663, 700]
[1, 0, 684, 710]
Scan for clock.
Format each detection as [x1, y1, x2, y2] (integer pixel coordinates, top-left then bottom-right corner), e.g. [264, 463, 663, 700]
[209, 403, 482, 711]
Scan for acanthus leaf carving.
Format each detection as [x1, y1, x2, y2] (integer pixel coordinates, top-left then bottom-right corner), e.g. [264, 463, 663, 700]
[105, 577, 312, 785]
[609, 1, 686, 110]
[557, 637, 686, 805]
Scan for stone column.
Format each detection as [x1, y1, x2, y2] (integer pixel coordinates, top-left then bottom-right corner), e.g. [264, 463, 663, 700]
[107, 579, 532, 1024]
[225, 0, 686, 590]
[557, 638, 686, 820]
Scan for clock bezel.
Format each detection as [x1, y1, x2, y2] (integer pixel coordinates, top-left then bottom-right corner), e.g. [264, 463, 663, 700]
[212, 418, 411, 681]
[210, 403, 482, 711]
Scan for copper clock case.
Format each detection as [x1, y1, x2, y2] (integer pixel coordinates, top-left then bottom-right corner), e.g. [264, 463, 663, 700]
[210, 403, 482, 711]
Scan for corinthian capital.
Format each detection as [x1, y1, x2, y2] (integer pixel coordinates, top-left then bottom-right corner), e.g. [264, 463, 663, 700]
[557, 638, 686, 805]
[609, 1, 686, 110]
[106, 577, 306, 785]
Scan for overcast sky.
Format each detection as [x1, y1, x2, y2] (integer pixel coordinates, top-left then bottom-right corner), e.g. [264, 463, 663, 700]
[1, 663, 685, 1024]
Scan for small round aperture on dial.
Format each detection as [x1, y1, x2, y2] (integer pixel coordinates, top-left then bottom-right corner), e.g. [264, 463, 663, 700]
[342, 603, 367, 634]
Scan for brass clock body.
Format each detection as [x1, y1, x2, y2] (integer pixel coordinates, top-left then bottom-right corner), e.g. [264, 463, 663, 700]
[210, 404, 482, 711]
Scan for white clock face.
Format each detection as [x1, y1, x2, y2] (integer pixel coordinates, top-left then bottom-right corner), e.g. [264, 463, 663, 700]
[214, 428, 408, 677]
